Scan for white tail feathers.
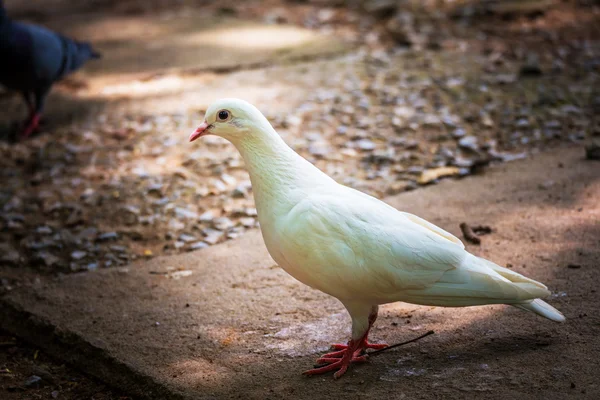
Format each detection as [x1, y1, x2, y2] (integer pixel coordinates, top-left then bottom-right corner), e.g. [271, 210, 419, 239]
[514, 299, 565, 322]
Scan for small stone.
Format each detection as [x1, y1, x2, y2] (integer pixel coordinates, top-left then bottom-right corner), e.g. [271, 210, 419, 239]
[336, 125, 348, 135]
[86, 263, 98, 271]
[24, 375, 42, 388]
[168, 219, 185, 231]
[356, 139, 377, 151]
[70, 250, 87, 260]
[175, 207, 199, 220]
[203, 228, 224, 245]
[458, 136, 479, 151]
[97, 232, 119, 242]
[51, 390, 59, 398]
[363, 149, 395, 165]
[170, 270, 193, 279]
[178, 234, 196, 243]
[153, 197, 170, 206]
[422, 114, 442, 127]
[213, 217, 234, 231]
[109, 245, 127, 253]
[308, 142, 331, 157]
[515, 118, 530, 128]
[198, 211, 214, 222]
[189, 241, 209, 250]
[452, 128, 466, 138]
[481, 114, 494, 127]
[210, 180, 227, 194]
[453, 157, 475, 168]
[36, 226, 53, 235]
[239, 217, 256, 228]
[221, 173, 236, 186]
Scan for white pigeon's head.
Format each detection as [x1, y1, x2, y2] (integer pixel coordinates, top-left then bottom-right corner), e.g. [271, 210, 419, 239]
[189, 98, 272, 145]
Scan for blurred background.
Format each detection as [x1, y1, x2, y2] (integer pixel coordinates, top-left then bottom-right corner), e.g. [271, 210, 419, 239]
[0, 0, 598, 398]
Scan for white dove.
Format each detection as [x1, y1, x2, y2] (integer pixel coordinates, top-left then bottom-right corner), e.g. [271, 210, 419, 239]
[189, 98, 565, 378]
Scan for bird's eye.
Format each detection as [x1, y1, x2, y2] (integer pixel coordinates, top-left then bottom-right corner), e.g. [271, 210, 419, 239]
[217, 110, 230, 121]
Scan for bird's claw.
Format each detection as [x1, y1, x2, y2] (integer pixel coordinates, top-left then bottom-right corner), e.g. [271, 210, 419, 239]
[305, 340, 387, 378]
[305, 355, 365, 379]
[314, 354, 368, 367]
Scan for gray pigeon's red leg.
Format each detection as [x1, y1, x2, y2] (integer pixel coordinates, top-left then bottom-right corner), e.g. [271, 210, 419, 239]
[19, 113, 41, 139]
[19, 88, 48, 140]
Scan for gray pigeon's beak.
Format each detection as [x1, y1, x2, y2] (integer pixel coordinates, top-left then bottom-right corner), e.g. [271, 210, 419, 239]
[189, 121, 210, 142]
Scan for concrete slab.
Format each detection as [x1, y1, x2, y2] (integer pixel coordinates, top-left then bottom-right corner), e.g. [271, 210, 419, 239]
[2, 146, 599, 399]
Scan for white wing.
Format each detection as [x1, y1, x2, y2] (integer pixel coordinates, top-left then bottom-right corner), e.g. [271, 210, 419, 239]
[276, 187, 548, 305]
[276, 189, 464, 301]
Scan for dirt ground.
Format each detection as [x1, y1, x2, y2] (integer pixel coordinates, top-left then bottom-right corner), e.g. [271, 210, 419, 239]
[1, 0, 599, 399]
[0, 330, 130, 400]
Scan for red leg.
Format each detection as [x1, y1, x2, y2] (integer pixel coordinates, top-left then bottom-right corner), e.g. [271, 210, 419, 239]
[305, 305, 388, 378]
[19, 113, 41, 140]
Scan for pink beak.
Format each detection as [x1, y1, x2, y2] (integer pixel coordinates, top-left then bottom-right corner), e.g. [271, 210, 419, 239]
[189, 121, 210, 142]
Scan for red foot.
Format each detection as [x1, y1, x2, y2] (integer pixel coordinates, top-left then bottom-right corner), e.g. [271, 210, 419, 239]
[304, 339, 388, 379]
[317, 341, 387, 363]
[303, 353, 368, 379]
[19, 113, 41, 140]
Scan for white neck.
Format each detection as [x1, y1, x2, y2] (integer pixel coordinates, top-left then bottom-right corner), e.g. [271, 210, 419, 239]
[231, 124, 333, 213]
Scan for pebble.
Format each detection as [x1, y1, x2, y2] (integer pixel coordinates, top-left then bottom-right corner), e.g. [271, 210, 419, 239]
[178, 234, 196, 243]
[24, 375, 42, 388]
[189, 241, 209, 250]
[213, 217, 235, 231]
[36, 226, 53, 235]
[203, 229, 224, 245]
[239, 217, 256, 228]
[356, 139, 377, 151]
[174, 207, 199, 220]
[458, 136, 479, 151]
[97, 232, 119, 242]
[70, 250, 88, 260]
[199, 211, 214, 222]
